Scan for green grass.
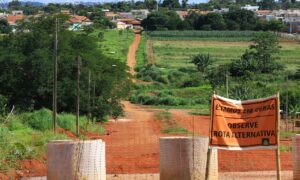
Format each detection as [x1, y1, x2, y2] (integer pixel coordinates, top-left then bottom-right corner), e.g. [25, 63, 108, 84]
[90, 29, 134, 63]
[155, 111, 189, 134]
[152, 41, 300, 72]
[136, 32, 147, 68]
[0, 109, 106, 171]
[147, 30, 258, 41]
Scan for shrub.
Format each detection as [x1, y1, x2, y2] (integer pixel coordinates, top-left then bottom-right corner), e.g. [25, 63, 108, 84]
[22, 108, 52, 131]
[57, 113, 76, 132]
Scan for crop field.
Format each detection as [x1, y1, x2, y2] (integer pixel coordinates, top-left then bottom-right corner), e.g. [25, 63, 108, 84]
[152, 41, 300, 72]
[147, 30, 259, 41]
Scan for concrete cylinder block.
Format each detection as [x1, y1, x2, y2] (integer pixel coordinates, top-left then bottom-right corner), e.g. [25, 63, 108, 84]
[47, 139, 106, 180]
[159, 136, 218, 180]
[293, 134, 300, 180]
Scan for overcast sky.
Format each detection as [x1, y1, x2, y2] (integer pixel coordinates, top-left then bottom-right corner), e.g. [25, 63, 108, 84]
[17, 0, 208, 4]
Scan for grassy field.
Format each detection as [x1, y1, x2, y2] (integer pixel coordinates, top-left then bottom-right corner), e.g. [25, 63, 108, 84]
[153, 41, 300, 72]
[132, 31, 300, 112]
[90, 29, 135, 63]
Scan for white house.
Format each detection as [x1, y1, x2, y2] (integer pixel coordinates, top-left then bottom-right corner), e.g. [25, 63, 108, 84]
[241, 5, 259, 11]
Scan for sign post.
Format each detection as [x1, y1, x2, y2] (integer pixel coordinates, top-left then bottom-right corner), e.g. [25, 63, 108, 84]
[206, 94, 281, 179]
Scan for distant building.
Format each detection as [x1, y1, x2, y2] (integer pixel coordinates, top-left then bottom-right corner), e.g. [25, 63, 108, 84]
[12, 10, 23, 16]
[6, 14, 24, 26]
[105, 12, 118, 20]
[67, 15, 93, 31]
[131, 9, 149, 20]
[213, 8, 229, 14]
[61, 10, 71, 15]
[115, 19, 141, 30]
[118, 12, 134, 19]
[176, 11, 188, 20]
[241, 5, 259, 11]
[116, 21, 133, 30]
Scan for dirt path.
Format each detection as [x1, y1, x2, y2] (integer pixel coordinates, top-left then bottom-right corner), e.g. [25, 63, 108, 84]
[101, 102, 162, 174]
[127, 33, 141, 76]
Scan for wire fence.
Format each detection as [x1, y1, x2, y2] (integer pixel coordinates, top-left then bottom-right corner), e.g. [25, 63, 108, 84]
[1, 109, 300, 180]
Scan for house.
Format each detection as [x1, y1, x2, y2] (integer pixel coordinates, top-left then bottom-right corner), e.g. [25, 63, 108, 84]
[176, 11, 188, 20]
[6, 14, 24, 26]
[131, 20, 142, 30]
[105, 12, 118, 20]
[241, 5, 259, 11]
[213, 8, 229, 14]
[116, 21, 133, 30]
[67, 15, 93, 31]
[187, 9, 210, 15]
[12, 10, 23, 16]
[131, 9, 149, 20]
[118, 12, 134, 19]
[61, 10, 71, 15]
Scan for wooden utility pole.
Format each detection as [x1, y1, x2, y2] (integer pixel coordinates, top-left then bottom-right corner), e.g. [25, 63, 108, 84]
[226, 74, 229, 98]
[276, 92, 281, 180]
[76, 56, 81, 135]
[87, 70, 91, 122]
[52, 18, 58, 133]
[285, 76, 289, 132]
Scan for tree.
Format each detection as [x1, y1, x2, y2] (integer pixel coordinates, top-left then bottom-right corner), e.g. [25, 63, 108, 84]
[162, 0, 181, 9]
[250, 32, 283, 73]
[230, 32, 284, 76]
[0, 15, 131, 120]
[141, 11, 182, 30]
[223, 10, 257, 30]
[8, 0, 21, 10]
[191, 54, 212, 73]
[267, 19, 284, 32]
[258, 0, 276, 10]
[182, 0, 188, 9]
[89, 11, 116, 29]
[145, 0, 158, 10]
[0, 19, 12, 34]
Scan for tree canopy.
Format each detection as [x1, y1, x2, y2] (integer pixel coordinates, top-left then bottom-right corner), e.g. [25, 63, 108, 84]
[0, 15, 131, 121]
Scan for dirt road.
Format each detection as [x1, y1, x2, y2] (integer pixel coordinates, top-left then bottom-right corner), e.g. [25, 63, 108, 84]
[101, 102, 162, 174]
[127, 33, 141, 76]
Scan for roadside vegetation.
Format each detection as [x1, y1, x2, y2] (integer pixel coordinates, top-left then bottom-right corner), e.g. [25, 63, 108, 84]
[0, 14, 130, 172]
[0, 108, 105, 171]
[132, 31, 300, 115]
[155, 111, 189, 134]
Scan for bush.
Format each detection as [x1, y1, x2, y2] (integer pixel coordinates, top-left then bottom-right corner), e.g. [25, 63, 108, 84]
[22, 108, 52, 131]
[0, 95, 8, 121]
[57, 113, 76, 132]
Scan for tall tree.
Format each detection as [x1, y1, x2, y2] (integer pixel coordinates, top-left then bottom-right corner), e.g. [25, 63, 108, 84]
[8, 0, 20, 10]
[0, 19, 12, 34]
[162, 0, 181, 9]
[145, 0, 158, 10]
[182, 0, 188, 8]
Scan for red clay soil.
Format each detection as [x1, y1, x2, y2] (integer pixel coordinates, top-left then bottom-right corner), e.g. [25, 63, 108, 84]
[17, 160, 47, 178]
[127, 33, 141, 76]
[57, 127, 77, 140]
[171, 110, 292, 172]
[100, 101, 163, 174]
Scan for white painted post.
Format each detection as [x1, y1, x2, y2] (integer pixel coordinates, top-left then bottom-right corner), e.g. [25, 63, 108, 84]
[159, 137, 218, 180]
[47, 140, 106, 180]
[293, 134, 300, 180]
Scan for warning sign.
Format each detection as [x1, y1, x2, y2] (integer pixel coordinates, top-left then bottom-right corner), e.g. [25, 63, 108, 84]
[210, 95, 279, 150]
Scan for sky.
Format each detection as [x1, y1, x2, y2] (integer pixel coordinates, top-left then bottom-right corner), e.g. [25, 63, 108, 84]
[15, 0, 207, 4]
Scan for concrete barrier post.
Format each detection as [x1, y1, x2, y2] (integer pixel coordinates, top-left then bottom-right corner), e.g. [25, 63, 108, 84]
[159, 137, 218, 180]
[47, 140, 106, 180]
[293, 134, 300, 180]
